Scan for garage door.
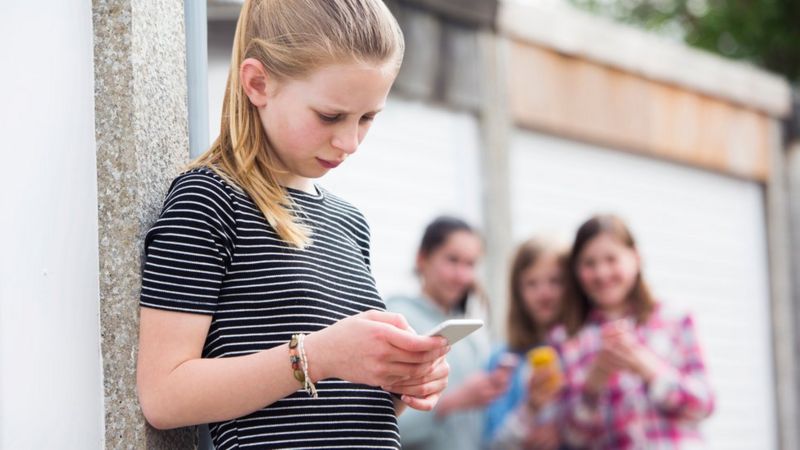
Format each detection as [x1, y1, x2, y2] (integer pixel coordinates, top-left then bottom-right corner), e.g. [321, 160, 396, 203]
[510, 130, 776, 450]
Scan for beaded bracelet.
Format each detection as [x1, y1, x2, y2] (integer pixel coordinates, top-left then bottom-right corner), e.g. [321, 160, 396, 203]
[289, 334, 318, 398]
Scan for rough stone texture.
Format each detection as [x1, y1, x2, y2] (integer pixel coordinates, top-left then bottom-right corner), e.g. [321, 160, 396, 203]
[93, 0, 195, 448]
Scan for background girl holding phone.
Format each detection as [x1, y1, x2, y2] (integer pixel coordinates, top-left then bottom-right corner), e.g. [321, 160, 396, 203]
[387, 216, 511, 450]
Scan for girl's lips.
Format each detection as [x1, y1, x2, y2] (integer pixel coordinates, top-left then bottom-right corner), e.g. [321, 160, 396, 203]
[317, 158, 341, 169]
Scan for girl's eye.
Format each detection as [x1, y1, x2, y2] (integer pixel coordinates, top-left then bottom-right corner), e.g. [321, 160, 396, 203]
[318, 113, 342, 123]
[360, 115, 375, 123]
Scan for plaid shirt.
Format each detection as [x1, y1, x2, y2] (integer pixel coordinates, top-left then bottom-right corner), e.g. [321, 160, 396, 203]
[558, 304, 714, 450]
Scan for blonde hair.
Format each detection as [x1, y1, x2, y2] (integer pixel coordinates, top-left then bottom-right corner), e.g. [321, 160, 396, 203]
[190, 0, 404, 248]
[506, 237, 567, 351]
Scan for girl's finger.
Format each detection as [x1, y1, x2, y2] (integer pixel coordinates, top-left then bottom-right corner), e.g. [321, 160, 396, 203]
[382, 377, 447, 397]
[401, 392, 441, 411]
[383, 344, 450, 364]
[382, 370, 447, 389]
[381, 324, 448, 353]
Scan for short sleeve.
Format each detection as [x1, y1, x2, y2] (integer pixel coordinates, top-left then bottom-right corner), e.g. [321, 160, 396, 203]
[139, 170, 237, 315]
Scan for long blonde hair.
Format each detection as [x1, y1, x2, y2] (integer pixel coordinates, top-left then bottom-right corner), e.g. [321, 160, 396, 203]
[190, 0, 404, 248]
[506, 238, 567, 351]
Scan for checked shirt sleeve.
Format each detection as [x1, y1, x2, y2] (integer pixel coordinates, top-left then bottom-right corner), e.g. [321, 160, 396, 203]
[646, 314, 715, 421]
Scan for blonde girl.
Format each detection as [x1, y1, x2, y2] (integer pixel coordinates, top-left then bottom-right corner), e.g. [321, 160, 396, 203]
[136, 1, 450, 449]
[486, 237, 569, 450]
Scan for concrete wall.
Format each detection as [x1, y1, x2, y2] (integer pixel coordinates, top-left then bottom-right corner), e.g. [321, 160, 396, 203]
[93, 0, 194, 447]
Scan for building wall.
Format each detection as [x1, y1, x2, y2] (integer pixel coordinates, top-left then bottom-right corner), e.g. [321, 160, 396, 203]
[0, 1, 103, 448]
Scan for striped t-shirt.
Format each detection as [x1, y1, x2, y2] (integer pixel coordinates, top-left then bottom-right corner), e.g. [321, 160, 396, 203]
[140, 167, 400, 449]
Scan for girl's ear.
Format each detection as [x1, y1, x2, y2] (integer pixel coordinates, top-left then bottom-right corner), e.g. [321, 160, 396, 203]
[240, 58, 271, 108]
[415, 251, 427, 276]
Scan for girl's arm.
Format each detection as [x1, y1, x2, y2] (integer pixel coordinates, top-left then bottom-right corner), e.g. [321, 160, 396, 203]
[137, 308, 449, 429]
[490, 405, 559, 450]
[490, 366, 562, 450]
[559, 349, 617, 448]
[137, 307, 299, 429]
[640, 314, 714, 421]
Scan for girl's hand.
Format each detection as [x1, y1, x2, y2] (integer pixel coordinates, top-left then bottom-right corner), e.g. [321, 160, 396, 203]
[523, 424, 559, 450]
[583, 349, 617, 398]
[381, 355, 450, 411]
[605, 331, 671, 382]
[435, 366, 512, 417]
[525, 367, 562, 412]
[305, 310, 449, 387]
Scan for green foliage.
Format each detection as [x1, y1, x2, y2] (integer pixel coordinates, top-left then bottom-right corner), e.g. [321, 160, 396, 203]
[568, 0, 800, 83]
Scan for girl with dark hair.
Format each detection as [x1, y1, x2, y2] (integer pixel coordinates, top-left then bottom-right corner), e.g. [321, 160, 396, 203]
[559, 214, 714, 449]
[387, 216, 512, 450]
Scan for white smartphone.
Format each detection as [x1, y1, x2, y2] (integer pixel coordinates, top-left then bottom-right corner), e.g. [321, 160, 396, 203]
[425, 319, 484, 345]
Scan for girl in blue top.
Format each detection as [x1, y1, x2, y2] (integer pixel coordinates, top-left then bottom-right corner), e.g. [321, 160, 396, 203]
[387, 216, 513, 450]
[485, 237, 568, 450]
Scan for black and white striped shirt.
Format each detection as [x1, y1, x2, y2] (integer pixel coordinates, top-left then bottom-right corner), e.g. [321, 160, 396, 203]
[140, 167, 399, 449]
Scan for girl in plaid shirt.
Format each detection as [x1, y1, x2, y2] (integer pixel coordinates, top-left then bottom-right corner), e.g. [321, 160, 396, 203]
[558, 215, 714, 450]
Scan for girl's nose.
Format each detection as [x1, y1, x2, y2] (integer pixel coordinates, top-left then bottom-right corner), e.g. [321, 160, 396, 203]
[332, 123, 359, 155]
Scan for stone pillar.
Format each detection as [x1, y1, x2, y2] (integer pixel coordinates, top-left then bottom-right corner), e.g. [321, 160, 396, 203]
[92, 0, 194, 448]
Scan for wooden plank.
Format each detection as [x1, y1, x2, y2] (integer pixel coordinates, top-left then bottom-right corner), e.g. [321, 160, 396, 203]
[508, 42, 771, 181]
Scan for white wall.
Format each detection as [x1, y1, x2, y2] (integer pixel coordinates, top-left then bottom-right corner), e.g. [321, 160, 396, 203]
[510, 131, 776, 450]
[0, 2, 103, 449]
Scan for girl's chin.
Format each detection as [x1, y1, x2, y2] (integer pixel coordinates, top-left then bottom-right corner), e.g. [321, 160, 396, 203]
[592, 294, 627, 308]
[534, 315, 556, 327]
[597, 298, 625, 308]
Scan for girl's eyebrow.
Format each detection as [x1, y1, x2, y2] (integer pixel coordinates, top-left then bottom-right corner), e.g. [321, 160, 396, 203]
[319, 105, 385, 115]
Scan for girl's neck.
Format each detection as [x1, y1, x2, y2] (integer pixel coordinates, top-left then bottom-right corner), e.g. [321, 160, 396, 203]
[421, 286, 451, 315]
[597, 302, 629, 321]
[277, 171, 316, 194]
[286, 180, 316, 195]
